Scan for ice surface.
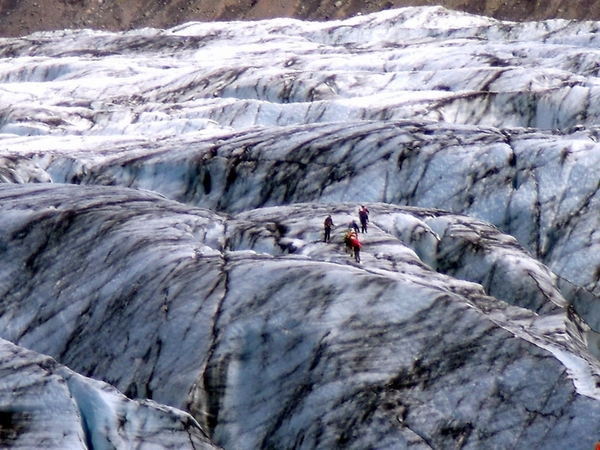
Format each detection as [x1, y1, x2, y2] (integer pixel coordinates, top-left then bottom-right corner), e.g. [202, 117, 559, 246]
[2, 6, 600, 449]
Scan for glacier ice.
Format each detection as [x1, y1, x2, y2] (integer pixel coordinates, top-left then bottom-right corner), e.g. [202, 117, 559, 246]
[2, 6, 600, 449]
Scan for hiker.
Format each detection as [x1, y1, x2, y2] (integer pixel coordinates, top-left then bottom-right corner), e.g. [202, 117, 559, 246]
[358, 205, 369, 233]
[348, 220, 359, 234]
[348, 230, 361, 263]
[344, 229, 355, 256]
[324, 215, 334, 243]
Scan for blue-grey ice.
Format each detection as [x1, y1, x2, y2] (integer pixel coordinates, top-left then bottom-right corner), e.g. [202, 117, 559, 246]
[2, 6, 600, 449]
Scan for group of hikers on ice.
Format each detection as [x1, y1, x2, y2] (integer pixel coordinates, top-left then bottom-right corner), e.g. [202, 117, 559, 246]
[323, 206, 369, 263]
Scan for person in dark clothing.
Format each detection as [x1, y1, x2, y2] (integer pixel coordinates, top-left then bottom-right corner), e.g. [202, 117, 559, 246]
[348, 220, 359, 234]
[324, 215, 334, 242]
[358, 206, 369, 233]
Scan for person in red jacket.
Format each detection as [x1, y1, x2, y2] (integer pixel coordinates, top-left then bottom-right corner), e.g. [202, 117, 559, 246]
[348, 230, 361, 263]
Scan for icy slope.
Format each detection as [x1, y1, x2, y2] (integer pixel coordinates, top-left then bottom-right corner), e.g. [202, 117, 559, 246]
[2, 6, 600, 449]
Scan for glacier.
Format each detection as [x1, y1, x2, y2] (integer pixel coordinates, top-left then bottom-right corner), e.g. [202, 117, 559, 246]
[2, 5, 600, 449]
